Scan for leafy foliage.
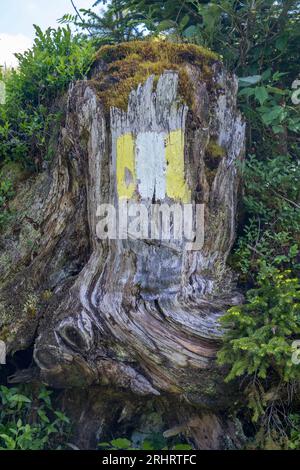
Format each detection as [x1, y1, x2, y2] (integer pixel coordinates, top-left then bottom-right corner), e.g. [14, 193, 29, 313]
[218, 263, 300, 383]
[60, 1, 223, 45]
[0, 385, 70, 450]
[0, 26, 95, 168]
[98, 435, 192, 450]
[60, 0, 146, 44]
[232, 154, 300, 278]
[288, 414, 300, 450]
[12, 26, 94, 104]
[74, 1, 300, 72]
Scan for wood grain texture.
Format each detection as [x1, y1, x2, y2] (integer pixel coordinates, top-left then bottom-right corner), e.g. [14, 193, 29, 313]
[0, 49, 245, 448]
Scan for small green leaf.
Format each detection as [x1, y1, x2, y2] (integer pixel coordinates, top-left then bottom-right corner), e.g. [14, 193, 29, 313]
[179, 15, 190, 29]
[142, 440, 155, 450]
[173, 444, 193, 450]
[239, 75, 262, 87]
[239, 87, 255, 98]
[275, 34, 289, 52]
[183, 25, 198, 38]
[157, 20, 176, 32]
[111, 438, 132, 449]
[255, 86, 269, 105]
[54, 411, 70, 424]
[9, 394, 32, 404]
[98, 442, 111, 449]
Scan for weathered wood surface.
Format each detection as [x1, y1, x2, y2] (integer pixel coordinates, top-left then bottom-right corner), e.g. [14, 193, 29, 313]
[0, 47, 245, 447]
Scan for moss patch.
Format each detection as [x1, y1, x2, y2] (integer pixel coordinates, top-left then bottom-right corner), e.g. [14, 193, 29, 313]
[92, 40, 220, 112]
[205, 140, 226, 165]
[204, 140, 226, 186]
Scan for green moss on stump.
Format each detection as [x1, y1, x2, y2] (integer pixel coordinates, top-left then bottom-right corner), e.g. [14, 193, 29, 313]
[92, 40, 220, 111]
[206, 141, 226, 160]
[204, 140, 226, 186]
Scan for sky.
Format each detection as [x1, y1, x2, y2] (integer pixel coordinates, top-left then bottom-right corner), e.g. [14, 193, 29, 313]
[0, 0, 94, 67]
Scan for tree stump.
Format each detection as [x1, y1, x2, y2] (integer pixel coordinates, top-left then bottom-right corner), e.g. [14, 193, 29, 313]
[0, 42, 245, 449]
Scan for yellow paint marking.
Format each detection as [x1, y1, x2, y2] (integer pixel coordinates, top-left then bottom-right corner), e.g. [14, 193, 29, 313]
[165, 130, 191, 203]
[117, 133, 136, 199]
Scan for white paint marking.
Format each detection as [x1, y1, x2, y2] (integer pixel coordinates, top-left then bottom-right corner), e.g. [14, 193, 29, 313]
[135, 132, 166, 200]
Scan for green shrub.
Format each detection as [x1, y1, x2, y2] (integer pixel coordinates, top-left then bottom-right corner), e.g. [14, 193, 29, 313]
[11, 26, 94, 106]
[0, 385, 70, 450]
[288, 414, 300, 450]
[0, 26, 95, 168]
[218, 262, 300, 383]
